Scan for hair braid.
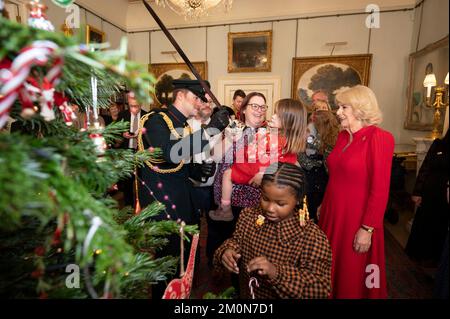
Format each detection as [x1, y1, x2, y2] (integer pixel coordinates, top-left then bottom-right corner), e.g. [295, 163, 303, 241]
[261, 163, 306, 202]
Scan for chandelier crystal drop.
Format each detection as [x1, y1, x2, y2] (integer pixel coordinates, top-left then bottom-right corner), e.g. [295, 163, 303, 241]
[155, 0, 233, 20]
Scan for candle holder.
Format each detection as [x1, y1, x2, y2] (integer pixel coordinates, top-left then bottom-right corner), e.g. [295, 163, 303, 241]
[423, 72, 449, 139]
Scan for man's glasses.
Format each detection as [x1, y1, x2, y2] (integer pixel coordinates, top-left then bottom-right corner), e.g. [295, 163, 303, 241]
[248, 103, 268, 111]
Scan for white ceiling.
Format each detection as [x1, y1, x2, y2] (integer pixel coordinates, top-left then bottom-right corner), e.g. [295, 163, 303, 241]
[76, 0, 417, 31]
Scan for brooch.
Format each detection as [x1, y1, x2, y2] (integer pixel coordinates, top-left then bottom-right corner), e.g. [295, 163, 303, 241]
[256, 215, 265, 226]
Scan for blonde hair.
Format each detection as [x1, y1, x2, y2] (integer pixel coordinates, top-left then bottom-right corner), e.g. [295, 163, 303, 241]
[335, 85, 382, 126]
[274, 98, 307, 154]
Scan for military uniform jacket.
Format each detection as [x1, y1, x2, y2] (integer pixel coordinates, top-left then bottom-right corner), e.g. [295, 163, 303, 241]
[138, 105, 210, 224]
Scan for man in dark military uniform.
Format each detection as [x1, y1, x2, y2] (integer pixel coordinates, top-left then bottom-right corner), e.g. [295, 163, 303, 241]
[137, 80, 229, 297]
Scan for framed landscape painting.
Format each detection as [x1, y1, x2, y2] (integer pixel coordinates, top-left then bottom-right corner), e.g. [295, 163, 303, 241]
[292, 54, 372, 110]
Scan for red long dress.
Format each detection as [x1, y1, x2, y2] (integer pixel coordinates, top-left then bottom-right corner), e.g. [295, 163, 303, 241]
[319, 125, 394, 299]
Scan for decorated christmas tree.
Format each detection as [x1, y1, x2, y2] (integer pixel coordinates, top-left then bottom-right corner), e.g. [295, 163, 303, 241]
[0, 0, 197, 299]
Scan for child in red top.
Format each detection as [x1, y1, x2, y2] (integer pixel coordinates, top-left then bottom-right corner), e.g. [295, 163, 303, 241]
[210, 98, 308, 221]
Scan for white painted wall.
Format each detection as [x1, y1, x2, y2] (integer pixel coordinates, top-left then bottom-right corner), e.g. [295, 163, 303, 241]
[371, 10, 415, 146]
[39, 0, 126, 49]
[75, 0, 128, 30]
[414, 0, 449, 51]
[128, 10, 418, 146]
[12, 0, 448, 148]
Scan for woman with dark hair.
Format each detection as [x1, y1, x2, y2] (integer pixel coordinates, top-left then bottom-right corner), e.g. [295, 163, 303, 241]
[103, 102, 123, 126]
[210, 92, 268, 221]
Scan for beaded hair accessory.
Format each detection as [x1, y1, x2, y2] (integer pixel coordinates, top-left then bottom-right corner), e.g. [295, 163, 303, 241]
[256, 214, 265, 227]
[298, 196, 309, 227]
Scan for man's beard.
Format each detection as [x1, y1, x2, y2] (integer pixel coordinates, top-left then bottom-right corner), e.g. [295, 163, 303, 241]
[198, 109, 211, 122]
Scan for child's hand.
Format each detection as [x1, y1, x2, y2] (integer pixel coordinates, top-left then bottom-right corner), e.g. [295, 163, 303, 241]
[267, 114, 281, 129]
[247, 256, 277, 280]
[222, 249, 241, 274]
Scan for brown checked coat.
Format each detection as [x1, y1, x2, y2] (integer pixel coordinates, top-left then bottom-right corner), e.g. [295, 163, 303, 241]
[214, 206, 332, 299]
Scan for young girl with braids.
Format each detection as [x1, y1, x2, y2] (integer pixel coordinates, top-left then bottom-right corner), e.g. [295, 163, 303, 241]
[213, 163, 332, 299]
[210, 98, 307, 221]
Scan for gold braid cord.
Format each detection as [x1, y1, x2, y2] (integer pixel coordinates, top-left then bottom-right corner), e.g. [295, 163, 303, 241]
[137, 112, 185, 174]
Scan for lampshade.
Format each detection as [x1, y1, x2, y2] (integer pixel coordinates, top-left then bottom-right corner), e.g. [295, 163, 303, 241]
[155, 0, 233, 19]
[445, 72, 449, 85]
[423, 73, 437, 87]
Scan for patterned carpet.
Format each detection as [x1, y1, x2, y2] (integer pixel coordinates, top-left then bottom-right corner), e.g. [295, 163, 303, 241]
[191, 216, 436, 299]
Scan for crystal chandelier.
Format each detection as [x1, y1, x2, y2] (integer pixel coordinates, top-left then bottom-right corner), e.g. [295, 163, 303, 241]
[155, 0, 233, 20]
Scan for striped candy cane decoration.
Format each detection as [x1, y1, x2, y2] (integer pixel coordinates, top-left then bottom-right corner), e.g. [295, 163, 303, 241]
[0, 40, 62, 128]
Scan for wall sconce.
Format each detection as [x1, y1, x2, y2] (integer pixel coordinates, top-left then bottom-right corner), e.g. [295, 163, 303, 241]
[423, 71, 449, 138]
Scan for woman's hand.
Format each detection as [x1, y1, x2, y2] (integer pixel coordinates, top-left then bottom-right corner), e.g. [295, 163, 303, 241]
[411, 195, 422, 207]
[123, 132, 134, 139]
[317, 205, 322, 221]
[247, 256, 277, 280]
[353, 228, 372, 253]
[222, 249, 241, 274]
[249, 172, 264, 187]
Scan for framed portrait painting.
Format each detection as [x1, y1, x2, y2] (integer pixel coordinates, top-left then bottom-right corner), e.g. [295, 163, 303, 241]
[404, 36, 448, 130]
[228, 30, 272, 73]
[148, 62, 208, 107]
[292, 54, 372, 111]
[86, 24, 105, 44]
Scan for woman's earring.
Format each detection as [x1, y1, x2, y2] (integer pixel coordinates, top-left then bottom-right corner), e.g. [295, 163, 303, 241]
[298, 196, 309, 227]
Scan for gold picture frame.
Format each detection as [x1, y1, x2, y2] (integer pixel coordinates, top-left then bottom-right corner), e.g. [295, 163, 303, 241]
[228, 30, 272, 73]
[86, 24, 105, 44]
[404, 36, 449, 130]
[292, 54, 372, 110]
[148, 62, 208, 107]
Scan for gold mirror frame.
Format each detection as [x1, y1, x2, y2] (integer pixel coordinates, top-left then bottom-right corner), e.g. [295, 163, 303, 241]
[405, 36, 449, 131]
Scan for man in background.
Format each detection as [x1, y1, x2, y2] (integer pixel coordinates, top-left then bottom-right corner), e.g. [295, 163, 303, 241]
[231, 89, 246, 121]
[117, 91, 147, 206]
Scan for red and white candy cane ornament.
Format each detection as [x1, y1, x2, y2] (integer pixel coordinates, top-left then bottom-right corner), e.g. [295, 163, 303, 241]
[0, 40, 62, 128]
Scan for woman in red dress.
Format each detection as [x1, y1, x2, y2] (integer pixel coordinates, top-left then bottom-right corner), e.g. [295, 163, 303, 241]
[318, 85, 394, 299]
